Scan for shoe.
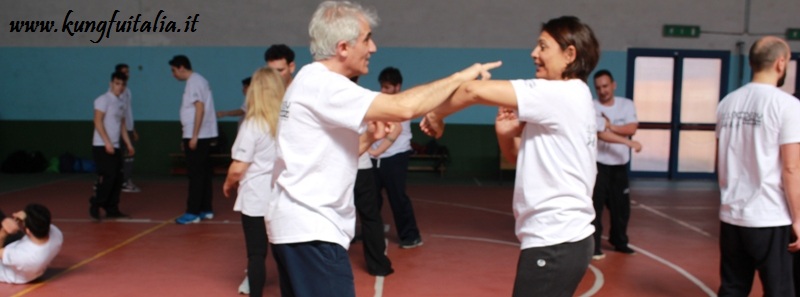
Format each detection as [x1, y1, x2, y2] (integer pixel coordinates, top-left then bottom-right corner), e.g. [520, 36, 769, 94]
[121, 181, 141, 193]
[199, 211, 214, 220]
[238, 276, 249, 295]
[614, 246, 636, 254]
[369, 267, 394, 277]
[592, 251, 606, 260]
[175, 213, 200, 224]
[400, 238, 423, 249]
[106, 211, 130, 219]
[89, 204, 101, 221]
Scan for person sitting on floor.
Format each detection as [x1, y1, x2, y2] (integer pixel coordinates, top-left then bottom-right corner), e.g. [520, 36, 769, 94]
[0, 203, 63, 284]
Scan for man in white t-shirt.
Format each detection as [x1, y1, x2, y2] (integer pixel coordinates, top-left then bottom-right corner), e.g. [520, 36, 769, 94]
[91, 71, 134, 220]
[169, 55, 219, 225]
[716, 36, 800, 296]
[369, 67, 423, 249]
[268, 2, 500, 295]
[115, 64, 141, 194]
[590, 69, 638, 260]
[264, 44, 296, 86]
[216, 77, 251, 127]
[0, 204, 63, 284]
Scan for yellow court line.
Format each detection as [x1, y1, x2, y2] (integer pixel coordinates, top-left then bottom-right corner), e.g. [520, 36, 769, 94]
[11, 216, 179, 297]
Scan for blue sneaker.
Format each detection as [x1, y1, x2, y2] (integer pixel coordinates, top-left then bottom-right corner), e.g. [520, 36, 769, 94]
[175, 213, 200, 224]
[199, 211, 214, 220]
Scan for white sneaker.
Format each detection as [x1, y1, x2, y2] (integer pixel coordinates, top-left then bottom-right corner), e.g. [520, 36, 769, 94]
[121, 181, 141, 193]
[238, 276, 249, 295]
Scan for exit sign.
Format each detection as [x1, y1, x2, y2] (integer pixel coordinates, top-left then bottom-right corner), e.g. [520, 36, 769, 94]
[663, 25, 701, 38]
[787, 28, 800, 40]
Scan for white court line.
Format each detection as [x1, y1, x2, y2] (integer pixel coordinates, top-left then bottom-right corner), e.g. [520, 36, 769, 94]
[638, 206, 716, 210]
[413, 198, 513, 216]
[420, 199, 717, 296]
[52, 218, 242, 225]
[430, 234, 604, 297]
[431, 234, 518, 247]
[627, 244, 716, 297]
[578, 265, 604, 297]
[373, 276, 385, 297]
[473, 177, 483, 187]
[0, 176, 76, 196]
[636, 203, 713, 238]
[54, 218, 153, 223]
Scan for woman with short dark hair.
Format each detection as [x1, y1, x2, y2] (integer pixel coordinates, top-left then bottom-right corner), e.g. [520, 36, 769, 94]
[421, 16, 640, 296]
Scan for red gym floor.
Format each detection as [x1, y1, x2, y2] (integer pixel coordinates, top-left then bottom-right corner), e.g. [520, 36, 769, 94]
[0, 174, 757, 296]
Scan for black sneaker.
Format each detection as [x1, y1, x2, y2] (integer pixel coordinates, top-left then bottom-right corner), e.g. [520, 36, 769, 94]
[106, 211, 130, 219]
[369, 267, 395, 277]
[89, 204, 101, 221]
[614, 246, 636, 254]
[400, 238, 423, 249]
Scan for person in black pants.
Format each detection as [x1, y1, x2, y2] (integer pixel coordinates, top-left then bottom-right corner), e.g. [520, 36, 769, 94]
[370, 67, 423, 249]
[91, 71, 133, 220]
[354, 153, 394, 276]
[169, 55, 219, 224]
[591, 70, 639, 259]
[350, 76, 393, 276]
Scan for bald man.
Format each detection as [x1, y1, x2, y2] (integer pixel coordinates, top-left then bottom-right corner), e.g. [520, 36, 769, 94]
[716, 36, 800, 296]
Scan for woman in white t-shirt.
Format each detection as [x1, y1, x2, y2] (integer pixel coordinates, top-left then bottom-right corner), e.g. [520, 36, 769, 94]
[421, 16, 639, 297]
[223, 67, 285, 297]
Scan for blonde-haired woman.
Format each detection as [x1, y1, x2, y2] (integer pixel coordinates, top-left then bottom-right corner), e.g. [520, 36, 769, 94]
[223, 67, 285, 297]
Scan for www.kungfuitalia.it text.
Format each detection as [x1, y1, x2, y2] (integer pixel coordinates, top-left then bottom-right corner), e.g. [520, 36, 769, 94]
[8, 10, 200, 44]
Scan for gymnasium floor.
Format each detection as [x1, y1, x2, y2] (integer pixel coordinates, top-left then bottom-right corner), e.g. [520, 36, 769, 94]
[0, 173, 758, 296]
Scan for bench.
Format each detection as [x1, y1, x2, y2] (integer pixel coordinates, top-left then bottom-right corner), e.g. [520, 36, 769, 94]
[408, 153, 448, 177]
[169, 153, 231, 175]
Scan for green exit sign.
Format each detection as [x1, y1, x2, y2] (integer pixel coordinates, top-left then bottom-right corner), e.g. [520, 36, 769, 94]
[787, 28, 800, 40]
[663, 25, 701, 38]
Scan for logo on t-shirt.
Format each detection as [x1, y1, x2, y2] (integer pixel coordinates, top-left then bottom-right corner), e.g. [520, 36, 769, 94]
[719, 111, 762, 128]
[586, 125, 597, 147]
[280, 101, 291, 119]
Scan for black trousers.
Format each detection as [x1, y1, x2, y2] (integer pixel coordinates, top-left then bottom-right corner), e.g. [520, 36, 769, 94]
[241, 214, 267, 297]
[592, 163, 630, 251]
[372, 150, 421, 243]
[92, 146, 123, 212]
[719, 222, 794, 297]
[271, 241, 355, 297]
[183, 138, 213, 214]
[512, 236, 593, 297]
[122, 130, 135, 182]
[794, 252, 800, 297]
[354, 168, 393, 276]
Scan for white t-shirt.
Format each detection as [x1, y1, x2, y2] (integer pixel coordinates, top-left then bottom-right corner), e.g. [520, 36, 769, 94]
[358, 152, 373, 170]
[269, 62, 378, 249]
[231, 119, 277, 217]
[0, 225, 63, 284]
[371, 120, 413, 158]
[180, 72, 218, 139]
[594, 97, 637, 165]
[92, 91, 127, 148]
[511, 79, 597, 249]
[121, 88, 134, 131]
[238, 100, 247, 127]
[716, 82, 800, 228]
